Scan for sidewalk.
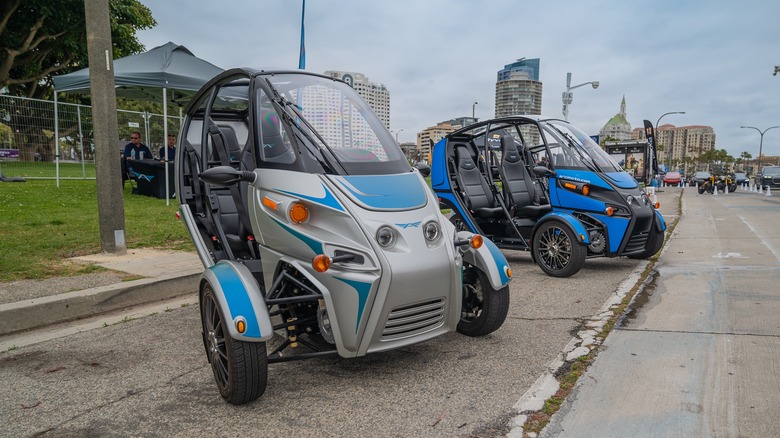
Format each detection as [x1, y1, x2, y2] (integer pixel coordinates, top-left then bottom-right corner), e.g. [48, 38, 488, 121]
[0, 249, 202, 337]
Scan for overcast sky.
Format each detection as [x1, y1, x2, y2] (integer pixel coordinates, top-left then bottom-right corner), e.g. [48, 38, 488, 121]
[137, 0, 780, 158]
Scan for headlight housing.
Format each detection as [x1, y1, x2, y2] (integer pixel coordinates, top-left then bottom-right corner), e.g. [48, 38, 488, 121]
[376, 226, 396, 248]
[423, 221, 440, 242]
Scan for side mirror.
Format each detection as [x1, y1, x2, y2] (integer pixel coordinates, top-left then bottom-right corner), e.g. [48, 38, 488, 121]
[200, 166, 256, 186]
[414, 162, 431, 178]
[533, 165, 555, 178]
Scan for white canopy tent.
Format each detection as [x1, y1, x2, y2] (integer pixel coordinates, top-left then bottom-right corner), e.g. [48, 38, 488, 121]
[52, 42, 223, 203]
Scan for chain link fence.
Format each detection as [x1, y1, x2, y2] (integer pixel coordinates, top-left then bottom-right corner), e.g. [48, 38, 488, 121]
[0, 95, 182, 180]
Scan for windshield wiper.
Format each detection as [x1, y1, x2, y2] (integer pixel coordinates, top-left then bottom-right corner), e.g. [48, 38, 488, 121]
[264, 79, 346, 174]
[547, 125, 600, 172]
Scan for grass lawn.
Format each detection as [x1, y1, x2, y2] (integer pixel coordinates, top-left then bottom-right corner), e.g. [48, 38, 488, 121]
[0, 179, 192, 281]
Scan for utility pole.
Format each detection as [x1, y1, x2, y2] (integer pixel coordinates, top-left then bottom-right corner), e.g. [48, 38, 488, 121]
[84, 0, 126, 254]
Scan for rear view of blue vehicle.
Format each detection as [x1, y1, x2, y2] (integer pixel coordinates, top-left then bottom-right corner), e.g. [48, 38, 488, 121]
[431, 116, 666, 277]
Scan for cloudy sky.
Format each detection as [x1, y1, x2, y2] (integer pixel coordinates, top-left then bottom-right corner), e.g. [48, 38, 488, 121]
[137, 0, 780, 158]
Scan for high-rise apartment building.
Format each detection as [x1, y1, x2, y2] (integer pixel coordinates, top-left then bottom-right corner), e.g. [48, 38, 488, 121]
[632, 124, 716, 170]
[495, 58, 543, 117]
[324, 70, 390, 128]
[417, 122, 458, 163]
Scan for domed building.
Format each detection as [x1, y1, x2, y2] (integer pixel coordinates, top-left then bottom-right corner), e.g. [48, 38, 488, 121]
[599, 96, 632, 143]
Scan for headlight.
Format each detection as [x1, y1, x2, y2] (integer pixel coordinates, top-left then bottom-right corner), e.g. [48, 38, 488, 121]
[423, 221, 440, 241]
[376, 226, 396, 248]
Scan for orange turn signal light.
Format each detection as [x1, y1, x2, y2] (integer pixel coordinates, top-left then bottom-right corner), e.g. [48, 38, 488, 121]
[506, 267, 513, 278]
[289, 202, 309, 224]
[236, 319, 246, 334]
[654, 202, 660, 209]
[471, 234, 483, 249]
[605, 206, 614, 216]
[262, 196, 278, 211]
[582, 185, 590, 196]
[312, 254, 331, 272]
[564, 182, 577, 190]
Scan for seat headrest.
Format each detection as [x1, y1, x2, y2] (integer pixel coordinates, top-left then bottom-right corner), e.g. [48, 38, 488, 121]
[500, 136, 522, 164]
[455, 145, 477, 170]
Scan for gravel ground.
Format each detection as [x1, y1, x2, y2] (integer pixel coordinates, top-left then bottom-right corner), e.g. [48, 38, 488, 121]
[0, 272, 127, 305]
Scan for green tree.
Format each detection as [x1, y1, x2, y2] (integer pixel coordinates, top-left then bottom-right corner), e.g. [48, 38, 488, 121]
[0, 0, 156, 99]
[0, 0, 155, 161]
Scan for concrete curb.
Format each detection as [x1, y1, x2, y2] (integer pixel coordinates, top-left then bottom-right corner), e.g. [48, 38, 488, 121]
[0, 272, 200, 336]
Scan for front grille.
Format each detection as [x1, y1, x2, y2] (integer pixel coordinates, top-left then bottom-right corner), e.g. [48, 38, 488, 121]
[381, 298, 445, 340]
[624, 231, 648, 253]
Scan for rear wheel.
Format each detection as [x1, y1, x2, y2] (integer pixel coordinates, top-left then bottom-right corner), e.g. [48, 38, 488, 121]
[457, 264, 509, 337]
[201, 283, 267, 405]
[532, 220, 586, 277]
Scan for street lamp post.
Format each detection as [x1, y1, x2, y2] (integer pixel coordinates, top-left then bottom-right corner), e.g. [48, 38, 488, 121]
[655, 111, 685, 171]
[740, 125, 780, 172]
[561, 72, 599, 121]
[472, 102, 478, 119]
[394, 128, 404, 143]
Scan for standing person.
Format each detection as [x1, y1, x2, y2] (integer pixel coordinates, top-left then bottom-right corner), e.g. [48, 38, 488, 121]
[123, 131, 152, 161]
[159, 134, 176, 162]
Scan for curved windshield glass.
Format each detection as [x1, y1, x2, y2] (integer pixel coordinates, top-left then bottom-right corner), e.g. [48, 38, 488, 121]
[541, 120, 623, 173]
[264, 74, 410, 175]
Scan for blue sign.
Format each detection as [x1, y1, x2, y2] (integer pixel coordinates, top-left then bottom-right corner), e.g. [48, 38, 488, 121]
[0, 149, 19, 159]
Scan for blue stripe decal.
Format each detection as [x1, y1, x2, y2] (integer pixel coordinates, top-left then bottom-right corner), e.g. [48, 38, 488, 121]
[336, 173, 427, 210]
[270, 217, 323, 254]
[335, 277, 372, 333]
[210, 263, 261, 338]
[279, 183, 344, 212]
[484, 238, 510, 285]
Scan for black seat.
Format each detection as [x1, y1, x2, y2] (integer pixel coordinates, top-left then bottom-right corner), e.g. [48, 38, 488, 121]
[498, 136, 551, 218]
[454, 144, 502, 218]
[211, 125, 242, 165]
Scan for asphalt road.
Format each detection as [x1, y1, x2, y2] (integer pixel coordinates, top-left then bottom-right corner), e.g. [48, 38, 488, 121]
[1, 191, 680, 437]
[543, 187, 780, 437]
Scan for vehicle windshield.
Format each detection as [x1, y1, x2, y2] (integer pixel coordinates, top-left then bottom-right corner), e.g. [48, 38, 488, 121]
[540, 120, 623, 173]
[264, 74, 409, 175]
[762, 167, 780, 176]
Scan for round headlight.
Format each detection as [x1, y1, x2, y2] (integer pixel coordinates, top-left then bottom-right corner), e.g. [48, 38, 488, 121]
[423, 221, 440, 241]
[626, 195, 635, 205]
[376, 226, 396, 248]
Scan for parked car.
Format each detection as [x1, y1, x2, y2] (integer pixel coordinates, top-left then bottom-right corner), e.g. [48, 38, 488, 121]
[755, 166, 780, 189]
[734, 172, 748, 185]
[693, 171, 711, 187]
[663, 171, 682, 186]
[174, 69, 512, 404]
[430, 116, 666, 278]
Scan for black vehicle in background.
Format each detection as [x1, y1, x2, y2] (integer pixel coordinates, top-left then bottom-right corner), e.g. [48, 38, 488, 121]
[755, 166, 780, 189]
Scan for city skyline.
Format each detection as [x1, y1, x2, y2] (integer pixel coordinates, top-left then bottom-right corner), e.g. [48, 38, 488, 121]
[136, 0, 780, 159]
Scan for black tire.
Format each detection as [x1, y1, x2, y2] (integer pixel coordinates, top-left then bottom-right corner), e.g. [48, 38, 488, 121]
[201, 283, 268, 405]
[728, 183, 737, 193]
[449, 212, 473, 233]
[697, 183, 706, 194]
[627, 226, 664, 259]
[532, 220, 586, 278]
[457, 264, 509, 337]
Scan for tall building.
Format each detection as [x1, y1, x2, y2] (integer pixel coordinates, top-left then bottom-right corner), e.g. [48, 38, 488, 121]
[632, 124, 716, 171]
[417, 122, 458, 163]
[495, 58, 543, 117]
[324, 70, 391, 128]
[599, 96, 632, 142]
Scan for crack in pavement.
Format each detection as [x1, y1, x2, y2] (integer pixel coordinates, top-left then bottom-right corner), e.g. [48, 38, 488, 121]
[616, 327, 780, 338]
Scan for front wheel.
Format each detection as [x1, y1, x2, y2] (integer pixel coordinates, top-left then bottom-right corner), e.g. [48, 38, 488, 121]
[201, 283, 268, 405]
[532, 220, 586, 278]
[457, 264, 509, 337]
